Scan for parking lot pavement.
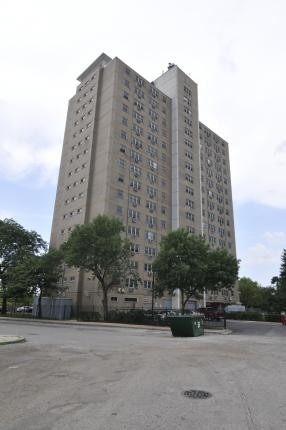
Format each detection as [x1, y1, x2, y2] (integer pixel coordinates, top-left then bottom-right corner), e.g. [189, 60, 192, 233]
[0, 319, 286, 430]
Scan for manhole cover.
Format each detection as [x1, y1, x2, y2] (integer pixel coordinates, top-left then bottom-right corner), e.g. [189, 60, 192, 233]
[183, 390, 212, 399]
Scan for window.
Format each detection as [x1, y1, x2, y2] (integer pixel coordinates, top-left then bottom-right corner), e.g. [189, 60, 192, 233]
[144, 263, 153, 272]
[147, 172, 157, 184]
[134, 100, 144, 111]
[146, 215, 157, 227]
[149, 121, 158, 132]
[117, 189, 124, 199]
[128, 226, 140, 237]
[129, 194, 141, 206]
[130, 150, 142, 163]
[186, 199, 194, 208]
[146, 230, 156, 242]
[186, 186, 194, 195]
[186, 212, 195, 221]
[185, 128, 192, 137]
[144, 280, 153, 289]
[149, 109, 158, 121]
[136, 76, 145, 87]
[146, 146, 157, 158]
[123, 104, 129, 113]
[148, 133, 158, 145]
[116, 206, 123, 215]
[130, 180, 141, 191]
[118, 159, 126, 168]
[123, 91, 129, 100]
[145, 247, 156, 257]
[128, 209, 140, 220]
[131, 137, 143, 149]
[130, 243, 140, 253]
[147, 186, 157, 198]
[151, 87, 158, 98]
[146, 200, 156, 211]
[122, 117, 128, 126]
[124, 297, 137, 302]
[148, 159, 158, 171]
[130, 164, 142, 177]
[133, 125, 143, 136]
[135, 87, 144, 99]
[121, 130, 127, 140]
[133, 111, 143, 123]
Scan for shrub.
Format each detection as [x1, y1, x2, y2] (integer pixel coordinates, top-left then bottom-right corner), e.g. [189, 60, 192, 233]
[225, 311, 263, 321]
[108, 309, 146, 324]
[78, 311, 101, 321]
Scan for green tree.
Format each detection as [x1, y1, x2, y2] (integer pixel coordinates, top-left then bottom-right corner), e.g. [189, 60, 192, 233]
[260, 286, 277, 313]
[271, 249, 286, 311]
[63, 215, 139, 320]
[0, 218, 46, 313]
[205, 248, 239, 293]
[153, 229, 239, 312]
[10, 249, 64, 318]
[238, 277, 262, 308]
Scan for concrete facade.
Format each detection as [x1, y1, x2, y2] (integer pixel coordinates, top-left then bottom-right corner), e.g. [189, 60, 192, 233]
[50, 53, 238, 312]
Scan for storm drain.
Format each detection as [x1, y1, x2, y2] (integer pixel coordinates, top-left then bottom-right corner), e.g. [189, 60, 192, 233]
[183, 390, 212, 399]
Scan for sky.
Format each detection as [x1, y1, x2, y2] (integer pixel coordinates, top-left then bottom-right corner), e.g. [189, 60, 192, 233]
[1, 0, 285, 286]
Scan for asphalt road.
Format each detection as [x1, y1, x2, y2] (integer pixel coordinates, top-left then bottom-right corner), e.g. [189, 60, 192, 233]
[227, 319, 286, 336]
[1, 319, 286, 430]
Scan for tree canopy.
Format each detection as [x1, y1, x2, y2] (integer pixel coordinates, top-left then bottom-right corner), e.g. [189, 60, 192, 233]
[0, 218, 46, 312]
[271, 249, 286, 312]
[9, 249, 64, 317]
[63, 215, 139, 320]
[153, 229, 239, 311]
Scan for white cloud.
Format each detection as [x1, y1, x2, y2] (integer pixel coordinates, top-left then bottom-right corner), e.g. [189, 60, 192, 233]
[245, 243, 279, 266]
[241, 231, 285, 283]
[263, 232, 286, 245]
[0, 101, 62, 185]
[275, 140, 286, 154]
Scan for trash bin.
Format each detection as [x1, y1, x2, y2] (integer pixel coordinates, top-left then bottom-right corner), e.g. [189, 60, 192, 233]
[169, 315, 204, 337]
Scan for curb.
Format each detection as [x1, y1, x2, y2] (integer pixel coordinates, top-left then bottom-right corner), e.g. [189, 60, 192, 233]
[0, 317, 232, 334]
[0, 336, 26, 345]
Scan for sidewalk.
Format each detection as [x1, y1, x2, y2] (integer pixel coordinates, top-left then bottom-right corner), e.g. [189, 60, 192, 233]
[0, 316, 231, 335]
[0, 335, 25, 345]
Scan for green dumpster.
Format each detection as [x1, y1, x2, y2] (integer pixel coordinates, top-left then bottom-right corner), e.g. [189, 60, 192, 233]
[169, 315, 204, 337]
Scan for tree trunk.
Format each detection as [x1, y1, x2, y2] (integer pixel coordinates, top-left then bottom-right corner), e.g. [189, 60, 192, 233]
[102, 286, 109, 321]
[38, 291, 42, 319]
[181, 290, 185, 313]
[1, 293, 7, 314]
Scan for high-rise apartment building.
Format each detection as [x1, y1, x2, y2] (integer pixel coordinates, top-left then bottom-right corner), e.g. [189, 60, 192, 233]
[50, 53, 238, 313]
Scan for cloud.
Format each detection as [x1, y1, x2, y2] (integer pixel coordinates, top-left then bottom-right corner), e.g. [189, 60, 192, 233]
[274, 140, 286, 154]
[0, 101, 62, 186]
[245, 243, 279, 266]
[263, 231, 286, 245]
[0, 210, 13, 220]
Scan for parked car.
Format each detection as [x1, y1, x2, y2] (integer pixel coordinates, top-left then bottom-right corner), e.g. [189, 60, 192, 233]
[16, 306, 33, 313]
[197, 307, 224, 321]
